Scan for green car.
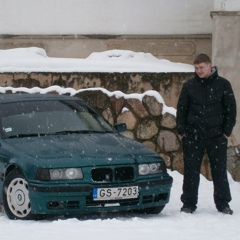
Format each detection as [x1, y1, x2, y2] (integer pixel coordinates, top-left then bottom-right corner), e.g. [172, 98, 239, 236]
[0, 93, 173, 220]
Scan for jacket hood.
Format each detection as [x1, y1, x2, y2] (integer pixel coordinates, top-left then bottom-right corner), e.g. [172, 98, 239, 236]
[195, 66, 218, 83]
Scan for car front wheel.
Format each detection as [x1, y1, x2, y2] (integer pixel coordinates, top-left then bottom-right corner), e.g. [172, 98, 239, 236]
[138, 205, 165, 214]
[3, 170, 32, 220]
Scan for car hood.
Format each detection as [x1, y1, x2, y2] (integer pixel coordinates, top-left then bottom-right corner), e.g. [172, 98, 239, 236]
[5, 133, 157, 167]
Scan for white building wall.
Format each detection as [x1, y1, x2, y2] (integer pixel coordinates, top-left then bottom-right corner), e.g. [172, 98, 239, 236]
[214, 0, 240, 11]
[0, 0, 214, 35]
[212, 0, 240, 146]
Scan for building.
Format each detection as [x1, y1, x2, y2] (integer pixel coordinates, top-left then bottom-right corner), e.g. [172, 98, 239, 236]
[0, 0, 239, 146]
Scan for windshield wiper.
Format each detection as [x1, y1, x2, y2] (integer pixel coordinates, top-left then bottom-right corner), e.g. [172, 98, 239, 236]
[54, 130, 112, 135]
[7, 130, 114, 138]
[8, 133, 46, 138]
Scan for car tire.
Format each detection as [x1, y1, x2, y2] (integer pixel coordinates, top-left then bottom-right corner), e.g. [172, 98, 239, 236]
[3, 169, 33, 220]
[138, 205, 165, 214]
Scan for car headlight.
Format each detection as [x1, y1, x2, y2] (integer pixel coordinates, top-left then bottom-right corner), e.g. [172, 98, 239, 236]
[35, 168, 83, 180]
[138, 163, 166, 175]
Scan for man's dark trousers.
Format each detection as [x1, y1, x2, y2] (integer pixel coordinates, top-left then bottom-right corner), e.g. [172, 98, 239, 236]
[181, 134, 232, 211]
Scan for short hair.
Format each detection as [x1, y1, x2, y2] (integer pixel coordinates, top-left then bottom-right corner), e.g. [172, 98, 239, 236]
[193, 54, 212, 64]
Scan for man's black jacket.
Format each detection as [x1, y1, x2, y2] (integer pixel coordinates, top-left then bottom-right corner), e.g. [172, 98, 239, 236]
[176, 67, 237, 139]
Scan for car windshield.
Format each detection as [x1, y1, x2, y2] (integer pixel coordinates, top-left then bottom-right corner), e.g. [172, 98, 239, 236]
[0, 100, 114, 138]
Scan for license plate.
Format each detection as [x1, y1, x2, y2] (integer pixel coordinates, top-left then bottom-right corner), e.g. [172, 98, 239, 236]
[93, 186, 138, 201]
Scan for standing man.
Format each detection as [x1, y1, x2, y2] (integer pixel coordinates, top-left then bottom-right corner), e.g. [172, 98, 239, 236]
[176, 53, 237, 214]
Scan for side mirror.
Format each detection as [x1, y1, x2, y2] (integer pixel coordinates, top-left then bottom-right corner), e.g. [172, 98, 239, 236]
[114, 123, 127, 133]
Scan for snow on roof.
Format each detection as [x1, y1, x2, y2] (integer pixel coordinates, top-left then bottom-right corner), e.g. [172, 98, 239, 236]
[0, 47, 191, 116]
[0, 47, 194, 73]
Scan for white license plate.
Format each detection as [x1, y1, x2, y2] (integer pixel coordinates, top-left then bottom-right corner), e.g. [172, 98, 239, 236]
[93, 186, 139, 201]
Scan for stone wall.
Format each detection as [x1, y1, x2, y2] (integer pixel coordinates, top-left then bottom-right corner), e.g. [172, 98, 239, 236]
[0, 72, 193, 109]
[75, 90, 185, 174]
[1, 70, 239, 181]
[59, 90, 240, 181]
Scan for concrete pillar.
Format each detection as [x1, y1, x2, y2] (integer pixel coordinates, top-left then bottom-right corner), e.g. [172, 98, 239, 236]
[211, 1, 240, 146]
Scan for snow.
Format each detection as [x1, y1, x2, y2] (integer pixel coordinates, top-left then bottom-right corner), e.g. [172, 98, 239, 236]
[0, 47, 191, 116]
[0, 47, 194, 73]
[0, 170, 240, 240]
[0, 47, 239, 239]
[0, 86, 177, 116]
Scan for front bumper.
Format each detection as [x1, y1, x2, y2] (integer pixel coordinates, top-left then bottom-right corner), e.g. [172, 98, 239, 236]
[28, 176, 173, 215]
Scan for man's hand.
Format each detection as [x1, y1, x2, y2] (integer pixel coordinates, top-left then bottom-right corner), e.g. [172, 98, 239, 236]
[224, 134, 228, 139]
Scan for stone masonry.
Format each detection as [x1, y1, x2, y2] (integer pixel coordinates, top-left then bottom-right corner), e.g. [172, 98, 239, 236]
[1, 85, 239, 181]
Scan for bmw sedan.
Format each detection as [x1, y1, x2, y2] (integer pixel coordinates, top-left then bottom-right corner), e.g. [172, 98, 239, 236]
[0, 93, 173, 220]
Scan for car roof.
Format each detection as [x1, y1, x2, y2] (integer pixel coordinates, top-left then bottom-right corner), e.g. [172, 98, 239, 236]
[0, 93, 80, 104]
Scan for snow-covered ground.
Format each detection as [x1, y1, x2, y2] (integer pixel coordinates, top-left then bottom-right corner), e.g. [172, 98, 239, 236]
[0, 170, 240, 240]
[0, 48, 239, 240]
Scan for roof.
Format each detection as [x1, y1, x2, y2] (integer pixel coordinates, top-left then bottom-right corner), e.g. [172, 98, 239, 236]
[0, 93, 79, 104]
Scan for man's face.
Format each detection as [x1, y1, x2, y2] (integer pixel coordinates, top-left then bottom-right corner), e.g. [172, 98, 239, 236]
[194, 62, 212, 79]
